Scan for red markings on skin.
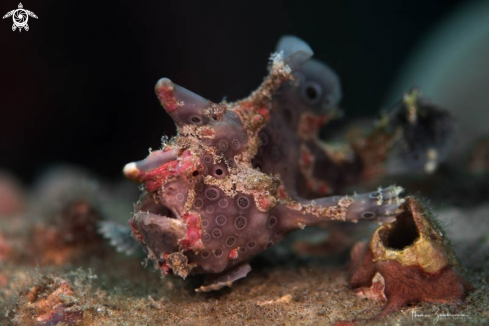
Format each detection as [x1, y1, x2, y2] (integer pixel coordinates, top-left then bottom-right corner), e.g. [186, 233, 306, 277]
[143, 161, 179, 192]
[129, 219, 145, 242]
[299, 144, 332, 196]
[256, 196, 276, 212]
[176, 151, 205, 183]
[135, 151, 203, 191]
[277, 184, 289, 200]
[179, 212, 203, 250]
[256, 106, 270, 122]
[252, 114, 264, 126]
[298, 112, 327, 140]
[316, 183, 328, 196]
[200, 126, 215, 138]
[228, 248, 239, 260]
[160, 261, 172, 275]
[157, 254, 172, 275]
[239, 100, 255, 112]
[155, 84, 180, 112]
[300, 149, 313, 169]
[234, 102, 267, 131]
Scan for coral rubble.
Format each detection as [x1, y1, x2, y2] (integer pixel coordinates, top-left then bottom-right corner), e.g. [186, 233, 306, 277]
[349, 197, 470, 321]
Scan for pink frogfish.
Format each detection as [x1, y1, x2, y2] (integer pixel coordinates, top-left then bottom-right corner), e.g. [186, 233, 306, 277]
[101, 36, 453, 292]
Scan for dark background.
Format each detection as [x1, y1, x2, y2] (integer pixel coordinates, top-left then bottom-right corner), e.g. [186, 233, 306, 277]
[0, 0, 466, 183]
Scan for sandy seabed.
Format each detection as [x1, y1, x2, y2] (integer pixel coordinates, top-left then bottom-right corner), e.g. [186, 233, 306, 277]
[1, 168, 488, 325]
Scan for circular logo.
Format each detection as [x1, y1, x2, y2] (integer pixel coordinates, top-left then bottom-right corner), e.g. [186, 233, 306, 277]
[3, 3, 38, 32]
[13, 9, 28, 28]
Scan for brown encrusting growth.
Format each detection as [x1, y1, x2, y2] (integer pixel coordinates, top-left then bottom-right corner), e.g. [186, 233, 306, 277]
[30, 200, 105, 266]
[20, 278, 83, 325]
[0, 172, 107, 270]
[349, 197, 471, 321]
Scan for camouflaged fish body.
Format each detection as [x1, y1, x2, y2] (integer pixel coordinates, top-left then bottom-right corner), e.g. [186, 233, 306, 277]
[110, 36, 409, 291]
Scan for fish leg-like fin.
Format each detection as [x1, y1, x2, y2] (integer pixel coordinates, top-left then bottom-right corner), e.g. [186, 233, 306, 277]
[12, 24, 16, 31]
[273, 186, 404, 231]
[195, 263, 252, 292]
[98, 221, 142, 255]
[24, 23, 28, 31]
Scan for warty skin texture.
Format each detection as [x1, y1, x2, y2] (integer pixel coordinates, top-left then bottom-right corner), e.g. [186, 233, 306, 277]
[119, 36, 453, 292]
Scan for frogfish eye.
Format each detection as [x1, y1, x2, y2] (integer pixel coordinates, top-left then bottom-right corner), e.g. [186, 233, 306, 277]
[301, 81, 323, 105]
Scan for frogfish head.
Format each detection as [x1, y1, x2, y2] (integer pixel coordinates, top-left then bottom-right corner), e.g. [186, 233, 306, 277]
[123, 75, 278, 277]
